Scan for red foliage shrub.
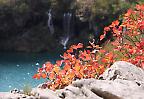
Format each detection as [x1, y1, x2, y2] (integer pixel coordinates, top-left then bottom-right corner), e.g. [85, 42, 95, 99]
[33, 4, 144, 90]
[100, 4, 144, 68]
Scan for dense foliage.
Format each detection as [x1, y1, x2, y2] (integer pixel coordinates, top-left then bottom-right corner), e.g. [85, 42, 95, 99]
[33, 4, 144, 90]
[100, 4, 144, 68]
[1, 0, 142, 52]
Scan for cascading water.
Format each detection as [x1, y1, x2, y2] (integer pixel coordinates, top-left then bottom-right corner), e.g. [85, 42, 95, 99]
[60, 12, 72, 49]
[60, 35, 69, 49]
[63, 12, 72, 34]
[67, 13, 72, 35]
[47, 9, 54, 35]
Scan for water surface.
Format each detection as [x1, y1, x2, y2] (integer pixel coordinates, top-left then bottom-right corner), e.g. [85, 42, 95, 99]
[0, 52, 59, 92]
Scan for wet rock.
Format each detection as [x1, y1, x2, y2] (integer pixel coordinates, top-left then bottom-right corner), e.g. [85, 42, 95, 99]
[10, 88, 21, 94]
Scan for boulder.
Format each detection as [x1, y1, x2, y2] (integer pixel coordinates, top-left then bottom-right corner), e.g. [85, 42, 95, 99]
[68, 79, 144, 99]
[31, 88, 60, 99]
[100, 61, 144, 86]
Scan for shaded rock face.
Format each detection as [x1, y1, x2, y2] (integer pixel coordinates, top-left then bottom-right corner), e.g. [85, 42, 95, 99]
[1, 61, 144, 99]
[0, 0, 85, 53]
[0, 29, 61, 53]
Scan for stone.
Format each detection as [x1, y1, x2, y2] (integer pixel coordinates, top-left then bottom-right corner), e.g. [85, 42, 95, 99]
[31, 88, 60, 99]
[60, 78, 144, 99]
[100, 61, 144, 86]
[0, 92, 24, 99]
[10, 88, 21, 94]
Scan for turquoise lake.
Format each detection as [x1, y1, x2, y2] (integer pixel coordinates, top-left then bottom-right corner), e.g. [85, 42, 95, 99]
[0, 52, 59, 92]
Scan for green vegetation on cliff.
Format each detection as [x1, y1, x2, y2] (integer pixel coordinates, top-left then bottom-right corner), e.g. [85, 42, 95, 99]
[0, 0, 142, 53]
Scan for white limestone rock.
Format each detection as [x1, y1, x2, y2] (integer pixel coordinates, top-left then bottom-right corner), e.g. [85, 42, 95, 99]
[70, 78, 144, 99]
[0, 92, 29, 99]
[100, 61, 144, 86]
[56, 86, 102, 99]
[31, 88, 60, 99]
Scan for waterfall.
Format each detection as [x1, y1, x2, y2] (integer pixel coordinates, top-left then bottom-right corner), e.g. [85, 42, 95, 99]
[60, 35, 69, 49]
[63, 12, 72, 35]
[47, 9, 54, 35]
[60, 12, 72, 49]
[63, 13, 66, 34]
[67, 13, 72, 35]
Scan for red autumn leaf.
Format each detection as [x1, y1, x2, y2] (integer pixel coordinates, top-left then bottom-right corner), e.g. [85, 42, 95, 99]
[99, 65, 105, 75]
[80, 50, 91, 61]
[61, 53, 73, 59]
[138, 20, 144, 30]
[77, 43, 83, 48]
[67, 69, 75, 79]
[41, 73, 47, 79]
[73, 65, 81, 71]
[56, 60, 63, 66]
[110, 20, 119, 27]
[55, 78, 61, 84]
[37, 68, 43, 73]
[87, 65, 93, 71]
[71, 43, 83, 50]
[99, 49, 106, 53]
[33, 73, 41, 79]
[124, 9, 133, 17]
[136, 4, 144, 11]
[93, 45, 102, 50]
[66, 48, 73, 53]
[49, 72, 55, 81]
[44, 62, 53, 72]
[32, 74, 37, 79]
[85, 55, 91, 61]
[101, 58, 108, 63]
[100, 35, 105, 41]
[59, 70, 66, 77]
[71, 45, 77, 49]
[61, 77, 70, 85]
[53, 66, 60, 74]
[140, 25, 144, 30]
[63, 64, 71, 71]
[86, 50, 91, 54]
[141, 62, 144, 69]
[104, 27, 110, 32]
[75, 72, 83, 78]
[87, 46, 93, 49]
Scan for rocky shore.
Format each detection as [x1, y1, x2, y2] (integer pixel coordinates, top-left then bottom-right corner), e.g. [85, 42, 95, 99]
[1, 61, 144, 99]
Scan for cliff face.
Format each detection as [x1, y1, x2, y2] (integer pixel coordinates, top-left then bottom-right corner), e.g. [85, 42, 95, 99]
[0, 0, 134, 53]
[0, 0, 51, 52]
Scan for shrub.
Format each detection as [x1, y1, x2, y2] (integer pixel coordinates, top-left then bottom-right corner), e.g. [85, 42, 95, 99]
[100, 4, 144, 68]
[33, 4, 144, 90]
